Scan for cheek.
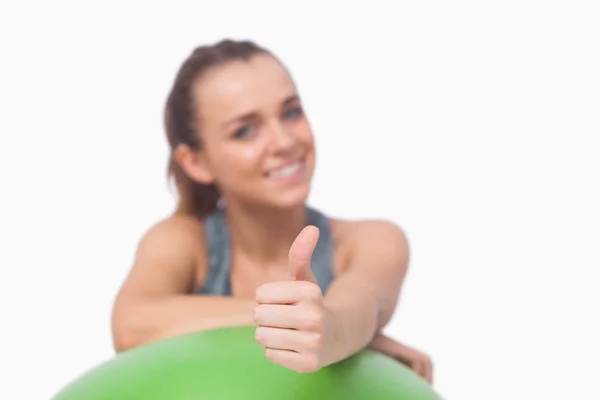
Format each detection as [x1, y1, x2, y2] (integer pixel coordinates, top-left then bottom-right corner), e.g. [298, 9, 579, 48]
[237, 144, 264, 162]
[303, 133, 316, 159]
[217, 144, 265, 180]
[295, 124, 315, 149]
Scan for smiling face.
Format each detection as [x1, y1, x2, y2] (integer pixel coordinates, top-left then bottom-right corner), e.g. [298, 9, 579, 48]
[181, 54, 316, 210]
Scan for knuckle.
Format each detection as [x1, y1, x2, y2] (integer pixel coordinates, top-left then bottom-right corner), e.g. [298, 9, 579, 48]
[255, 284, 273, 303]
[301, 356, 320, 373]
[304, 310, 324, 330]
[305, 283, 322, 300]
[255, 286, 263, 302]
[254, 327, 262, 342]
[253, 306, 262, 324]
[255, 283, 276, 302]
[264, 347, 273, 360]
[305, 332, 322, 350]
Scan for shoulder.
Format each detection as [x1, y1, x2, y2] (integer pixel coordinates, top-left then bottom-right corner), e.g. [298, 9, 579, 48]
[330, 217, 410, 271]
[118, 212, 210, 295]
[331, 217, 408, 247]
[135, 212, 207, 262]
[141, 212, 205, 243]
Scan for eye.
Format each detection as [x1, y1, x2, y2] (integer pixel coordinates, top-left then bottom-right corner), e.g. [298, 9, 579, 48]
[283, 106, 303, 120]
[233, 125, 254, 139]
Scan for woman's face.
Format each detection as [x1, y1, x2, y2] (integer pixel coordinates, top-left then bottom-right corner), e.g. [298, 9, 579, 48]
[190, 54, 315, 209]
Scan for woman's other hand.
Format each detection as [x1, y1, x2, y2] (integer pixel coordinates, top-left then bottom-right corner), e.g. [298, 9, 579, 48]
[370, 333, 433, 384]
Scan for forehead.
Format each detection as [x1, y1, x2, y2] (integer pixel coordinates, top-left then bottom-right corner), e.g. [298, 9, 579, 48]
[193, 54, 297, 123]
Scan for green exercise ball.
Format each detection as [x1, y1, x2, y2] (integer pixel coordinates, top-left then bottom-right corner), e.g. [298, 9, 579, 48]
[53, 325, 441, 399]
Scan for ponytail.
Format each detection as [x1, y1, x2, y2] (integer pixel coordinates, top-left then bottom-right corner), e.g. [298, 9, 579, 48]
[167, 156, 219, 218]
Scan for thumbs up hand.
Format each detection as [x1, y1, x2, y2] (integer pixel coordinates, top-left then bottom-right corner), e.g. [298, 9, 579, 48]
[253, 226, 337, 373]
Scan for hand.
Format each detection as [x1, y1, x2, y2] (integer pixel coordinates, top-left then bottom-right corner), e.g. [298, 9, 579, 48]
[253, 226, 337, 373]
[369, 333, 433, 384]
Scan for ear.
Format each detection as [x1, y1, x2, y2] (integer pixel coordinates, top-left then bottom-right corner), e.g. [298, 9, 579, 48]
[174, 144, 215, 184]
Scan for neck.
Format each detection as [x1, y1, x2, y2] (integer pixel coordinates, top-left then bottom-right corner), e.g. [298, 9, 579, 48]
[223, 201, 310, 266]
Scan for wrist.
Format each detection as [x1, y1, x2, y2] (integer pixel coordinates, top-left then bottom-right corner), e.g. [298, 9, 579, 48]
[323, 291, 380, 363]
[324, 304, 350, 365]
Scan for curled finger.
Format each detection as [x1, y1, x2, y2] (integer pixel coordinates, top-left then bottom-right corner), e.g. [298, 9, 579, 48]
[254, 304, 306, 329]
[265, 348, 320, 373]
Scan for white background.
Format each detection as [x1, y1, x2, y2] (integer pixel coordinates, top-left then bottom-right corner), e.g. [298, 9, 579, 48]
[1, 1, 599, 399]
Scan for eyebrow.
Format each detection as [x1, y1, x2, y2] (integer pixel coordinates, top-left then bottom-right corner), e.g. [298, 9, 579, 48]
[221, 94, 300, 128]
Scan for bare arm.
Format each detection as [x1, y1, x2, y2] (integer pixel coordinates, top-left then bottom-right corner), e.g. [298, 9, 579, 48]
[324, 220, 409, 363]
[111, 215, 255, 352]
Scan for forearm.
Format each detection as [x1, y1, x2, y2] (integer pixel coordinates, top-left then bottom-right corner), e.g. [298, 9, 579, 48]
[112, 295, 256, 352]
[368, 332, 395, 352]
[324, 278, 383, 364]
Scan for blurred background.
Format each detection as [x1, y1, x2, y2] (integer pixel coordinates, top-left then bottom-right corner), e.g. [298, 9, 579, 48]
[0, 1, 598, 399]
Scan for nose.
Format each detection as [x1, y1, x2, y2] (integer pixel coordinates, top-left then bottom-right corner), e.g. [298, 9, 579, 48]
[267, 121, 296, 153]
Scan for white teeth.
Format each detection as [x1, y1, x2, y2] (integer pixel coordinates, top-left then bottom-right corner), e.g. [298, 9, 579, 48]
[269, 162, 301, 178]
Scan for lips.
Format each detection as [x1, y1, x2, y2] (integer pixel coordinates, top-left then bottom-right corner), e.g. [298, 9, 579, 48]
[268, 162, 301, 178]
[266, 159, 306, 180]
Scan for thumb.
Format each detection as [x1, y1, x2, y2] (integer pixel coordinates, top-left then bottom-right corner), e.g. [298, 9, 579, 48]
[288, 225, 320, 283]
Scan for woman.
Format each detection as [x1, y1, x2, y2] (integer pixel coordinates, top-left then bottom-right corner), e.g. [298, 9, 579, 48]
[111, 39, 433, 383]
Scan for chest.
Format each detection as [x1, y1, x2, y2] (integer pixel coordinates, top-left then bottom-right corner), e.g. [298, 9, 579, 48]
[194, 244, 348, 297]
[229, 258, 289, 298]
[194, 218, 351, 296]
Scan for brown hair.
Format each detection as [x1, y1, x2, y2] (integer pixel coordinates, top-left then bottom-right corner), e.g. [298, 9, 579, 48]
[164, 39, 270, 218]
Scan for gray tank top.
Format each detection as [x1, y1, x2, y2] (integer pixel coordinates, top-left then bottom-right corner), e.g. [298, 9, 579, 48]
[198, 207, 335, 295]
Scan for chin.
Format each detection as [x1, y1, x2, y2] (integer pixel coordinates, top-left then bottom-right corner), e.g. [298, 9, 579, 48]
[265, 183, 312, 210]
[275, 190, 311, 209]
